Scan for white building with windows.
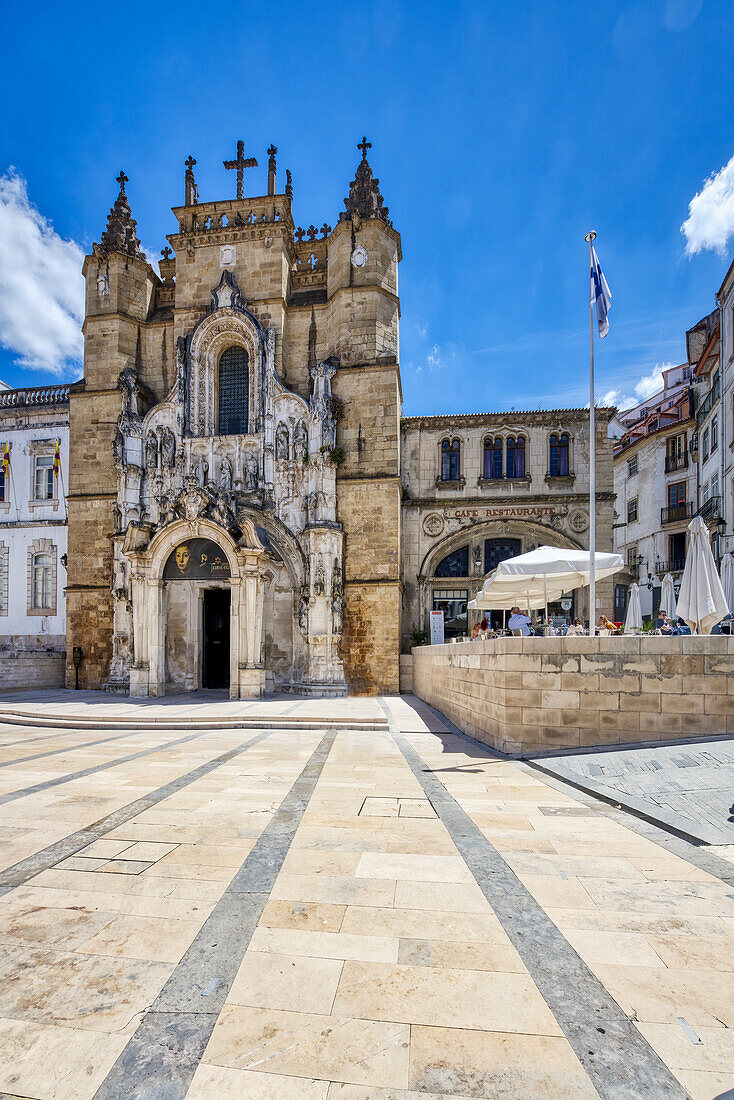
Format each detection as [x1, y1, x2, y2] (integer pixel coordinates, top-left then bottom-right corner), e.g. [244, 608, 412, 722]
[717, 260, 734, 548]
[0, 382, 69, 689]
[613, 363, 695, 619]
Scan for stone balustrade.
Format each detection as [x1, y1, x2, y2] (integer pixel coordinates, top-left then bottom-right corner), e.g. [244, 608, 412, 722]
[411, 635, 734, 755]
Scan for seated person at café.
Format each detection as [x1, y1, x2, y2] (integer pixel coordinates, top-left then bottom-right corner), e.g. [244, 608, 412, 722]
[597, 615, 618, 633]
[564, 618, 584, 635]
[508, 606, 532, 636]
[653, 610, 675, 634]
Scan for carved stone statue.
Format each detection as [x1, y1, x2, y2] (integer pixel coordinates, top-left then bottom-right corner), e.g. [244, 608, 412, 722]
[322, 416, 337, 451]
[332, 592, 343, 635]
[145, 431, 158, 470]
[210, 489, 235, 530]
[472, 545, 482, 576]
[219, 455, 233, 490]
[313, 554, 325, 596]
[176, 337, 187, 405]
[244, 453, 258, 491]
[161, 427, 176, 468]
[192, 455, 208, 488]
[295, 420, 308, 458]
[298, 594, 309, 635]
[276, 422, 289, 461]
[112, 428, 124, 467]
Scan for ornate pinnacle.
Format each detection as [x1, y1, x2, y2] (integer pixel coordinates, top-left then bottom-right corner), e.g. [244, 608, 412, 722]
[320, 223, 331, 239]
[340, 139, 390, 226]
[95, 170, 143, 259]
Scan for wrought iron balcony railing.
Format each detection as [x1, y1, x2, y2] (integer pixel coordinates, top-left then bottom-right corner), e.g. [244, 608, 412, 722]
[698, 496, 722, 525]
[656, 559, 686, 575]
[696, 379, 720, 426]
[665, 452, 688, 472]
[661, 502, 693, 525]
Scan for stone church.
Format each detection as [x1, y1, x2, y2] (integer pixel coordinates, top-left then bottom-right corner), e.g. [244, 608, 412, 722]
[66, 139, 402, 697]
[65, 137, 614, 700]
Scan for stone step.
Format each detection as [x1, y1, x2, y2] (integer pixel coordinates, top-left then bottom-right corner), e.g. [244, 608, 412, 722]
[0, 711, 389, 733]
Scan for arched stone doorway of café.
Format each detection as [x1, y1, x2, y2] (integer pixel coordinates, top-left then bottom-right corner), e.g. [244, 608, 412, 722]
[418, 520, 584, 636]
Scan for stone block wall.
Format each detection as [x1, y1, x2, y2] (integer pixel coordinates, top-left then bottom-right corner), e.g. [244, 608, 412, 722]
[0, 649, 66, 693]
[412, 635, 734, 755]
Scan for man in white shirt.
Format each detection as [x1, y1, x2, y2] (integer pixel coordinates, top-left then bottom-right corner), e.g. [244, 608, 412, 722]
[507, 606, 531, 636]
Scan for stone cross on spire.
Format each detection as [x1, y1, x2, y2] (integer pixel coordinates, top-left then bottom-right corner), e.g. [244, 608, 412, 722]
[184, 156, 199, 206]
[357, 137, 372, 159]
[116, 170, 129, 193]
[95, 170, 144, 259]
[223, 139, 258, 200]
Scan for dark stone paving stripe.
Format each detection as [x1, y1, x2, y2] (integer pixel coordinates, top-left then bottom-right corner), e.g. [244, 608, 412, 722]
[379, 700, 689, 1100]
[92, 728, 336, 1100]
[0, 725, 236, 807]
[0, 729, 275, 896]
[416, 695, 734, 886]
[0, 726, 166, 770]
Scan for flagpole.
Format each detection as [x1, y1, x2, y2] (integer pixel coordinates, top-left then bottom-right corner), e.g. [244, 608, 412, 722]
[585, 230, 597, 637]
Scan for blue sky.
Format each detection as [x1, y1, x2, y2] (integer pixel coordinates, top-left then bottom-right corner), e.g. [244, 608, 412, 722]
[1, 0, 733, 415]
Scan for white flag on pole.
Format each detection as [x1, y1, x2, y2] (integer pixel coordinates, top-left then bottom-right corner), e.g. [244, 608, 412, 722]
[589, 244, 612, 338]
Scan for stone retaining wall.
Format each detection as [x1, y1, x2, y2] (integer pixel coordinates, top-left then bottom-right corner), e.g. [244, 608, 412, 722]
[411, 636, 734, 755]
[0, 650, 66, 693]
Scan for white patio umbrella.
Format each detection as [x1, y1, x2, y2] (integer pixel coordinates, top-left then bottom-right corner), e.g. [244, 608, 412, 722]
[720, 552, 734, 614]
[472, 546, 623, 626]
[677, 516, 729, 634]
[623, 582, 643, 633]
[660, 573, 677, 621]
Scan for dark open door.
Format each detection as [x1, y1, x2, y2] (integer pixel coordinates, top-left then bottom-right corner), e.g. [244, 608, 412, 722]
[203, 589, 230, 689]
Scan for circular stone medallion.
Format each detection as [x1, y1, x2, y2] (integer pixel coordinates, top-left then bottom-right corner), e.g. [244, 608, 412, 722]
[423, 513, 445, 537]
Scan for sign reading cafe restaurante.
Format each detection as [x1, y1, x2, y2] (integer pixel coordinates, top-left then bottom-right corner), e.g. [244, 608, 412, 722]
[163, 539, 232, 580]
[449, 505, 567, 520]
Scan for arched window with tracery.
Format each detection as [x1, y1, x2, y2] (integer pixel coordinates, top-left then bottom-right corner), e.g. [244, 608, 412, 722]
[506, 435, 525, 478]
[483, 436, 503, 479]
[218, 345, 249, 435]
[549, 432, 570, 477]
[440, 439, 461, 481]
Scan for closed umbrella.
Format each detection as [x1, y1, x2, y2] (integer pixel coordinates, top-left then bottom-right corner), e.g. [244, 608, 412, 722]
[623, 582, 643, 633]
[677, 516, 729, 634]
[720, 552, 734, 614]
[660, 572, 677, 622]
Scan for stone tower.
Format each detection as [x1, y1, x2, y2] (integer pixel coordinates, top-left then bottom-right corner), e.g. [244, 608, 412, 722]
[66, 140, 402, 696]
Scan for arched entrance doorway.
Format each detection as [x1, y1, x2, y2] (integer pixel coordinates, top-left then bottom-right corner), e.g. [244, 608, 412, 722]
[123, 517, 272, 699]
[417, 520, 585, 637]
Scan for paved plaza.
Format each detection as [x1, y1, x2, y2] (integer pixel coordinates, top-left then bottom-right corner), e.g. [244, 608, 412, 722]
[0, 694, 732, 1098]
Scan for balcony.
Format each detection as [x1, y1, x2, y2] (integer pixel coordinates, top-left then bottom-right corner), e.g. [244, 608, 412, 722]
[661, 502, 693, 525]
[696, 379, 720, 426]
[656, 559, 686, 575]
[698, 496, 722, 525]
[665, 452, 688, 472]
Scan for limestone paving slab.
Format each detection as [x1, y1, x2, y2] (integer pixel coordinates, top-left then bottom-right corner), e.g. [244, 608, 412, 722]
[0, 693, 732, 1097]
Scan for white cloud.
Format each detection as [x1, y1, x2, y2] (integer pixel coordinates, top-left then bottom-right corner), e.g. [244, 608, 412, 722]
[600, 363, 670, 411]
[0, 170, 84, 377]
[681, 154, 734, 256]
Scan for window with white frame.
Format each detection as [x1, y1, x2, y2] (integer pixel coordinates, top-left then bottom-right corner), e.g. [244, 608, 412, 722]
[627, 456, 637, 477]
[627, 497, 638, 523]
[712, 473, 720, 501]
[702, 427, 710, 461]
[703, 480, 710, 504]
[33, 455, 54, 501]
[27, 538, 57, 616]
[31, 553, 53, 609]
[711, 414, 718, 452]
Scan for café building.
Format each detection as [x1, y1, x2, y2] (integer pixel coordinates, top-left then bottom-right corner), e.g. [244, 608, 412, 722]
[400, 409, 617, 644]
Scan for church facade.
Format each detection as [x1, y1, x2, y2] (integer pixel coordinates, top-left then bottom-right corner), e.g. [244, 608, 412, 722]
[66, 140, 402, 697]
[65, 138, 616, 699]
